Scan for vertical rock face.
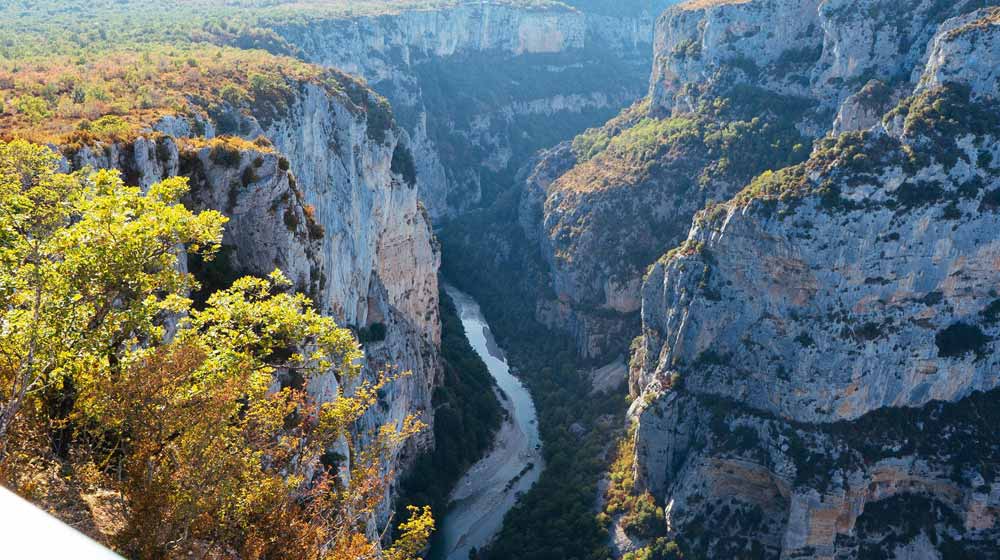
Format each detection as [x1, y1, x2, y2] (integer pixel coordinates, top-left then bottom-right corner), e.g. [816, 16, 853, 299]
[627, 7, 1000, 558]
[61, 72, 441, 512]
[262, 82, 440, 350]
[258, 83, 442, 486]
[650, 0, 823, 115]
[530, 0, 995, 361]
[649, 0, 989, 122]
[273, 2, 673, 219]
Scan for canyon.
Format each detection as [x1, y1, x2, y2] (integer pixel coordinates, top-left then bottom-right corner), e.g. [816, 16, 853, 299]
[271, 1, 671, 219]
[427, 0, 1000, 557]
[439, 285, 542, 560]
[27, 1, 672, 552]
[3, 0, 1000, 558]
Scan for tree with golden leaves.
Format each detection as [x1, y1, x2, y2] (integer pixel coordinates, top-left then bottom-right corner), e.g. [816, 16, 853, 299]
[0, 140, 432, 559]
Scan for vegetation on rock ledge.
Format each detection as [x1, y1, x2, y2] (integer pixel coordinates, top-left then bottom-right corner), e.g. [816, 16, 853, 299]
[0, 140, 432, 559]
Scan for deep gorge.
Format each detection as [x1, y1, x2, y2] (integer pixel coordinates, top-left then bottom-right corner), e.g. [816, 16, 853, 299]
[3, 1, 1000, 559]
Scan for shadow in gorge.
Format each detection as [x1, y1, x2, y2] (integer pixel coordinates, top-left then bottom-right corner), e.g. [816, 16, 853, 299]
[396, 287, 505, 559]
[438, 185, 630, 560]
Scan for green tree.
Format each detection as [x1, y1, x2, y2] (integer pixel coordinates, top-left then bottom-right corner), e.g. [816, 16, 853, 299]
[0, 140, 432, 559]
[14, 95, 51, 124]
[0, 140, 225, 449]
[624, 538, 685, 560]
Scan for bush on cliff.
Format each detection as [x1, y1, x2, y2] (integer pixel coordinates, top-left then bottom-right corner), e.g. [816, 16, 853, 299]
[0, 140, 432, 559]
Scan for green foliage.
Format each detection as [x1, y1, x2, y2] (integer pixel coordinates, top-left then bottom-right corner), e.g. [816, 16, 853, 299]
[86, 114, 131, 136]
[0, 0, 643, 61]
[771, 45, 823, 77]
[392, 142, 418, 187]
[854, 495, 965, 560]
[727, 84, 1000, 220]
[0, 44, 378, 146]
[935, 323, 989, 359]
[220, 83, 249, 107]
[562, 88, 811, 197]
[672, 38, 702, 60]
[357, 322, 388, 344]
[248, 71, 296, 125]
[209, 138, 244, 167]
[624, 539, 686, 560]
[0, 140, 432, 558]
[14, 95, 51, 124]
[0, 142, 227, 447]
[604, 115, 701, 160]
[621, 492, 666, 539]
[886, 83, 1000, 168]
[187, 244, 240, 309]
[570, 100, 654, 162]
[440, 198, 631, 560]
[432, 79, 815, 554]
[284, 205, 301, 231]
[412, 45, 647, 207]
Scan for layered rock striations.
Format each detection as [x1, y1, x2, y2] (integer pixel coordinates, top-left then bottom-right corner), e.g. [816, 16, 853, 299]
[626, 6, 1000, 558]
[271, 1, 674, 219]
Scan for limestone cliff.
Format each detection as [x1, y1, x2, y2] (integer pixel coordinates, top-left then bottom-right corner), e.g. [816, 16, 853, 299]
[626, 7, 1000, 558]
[649, 0, 989, 127]
[270, 1, 674, 219]
[59, 70, 441, 517]
[529, 0, 993, 362]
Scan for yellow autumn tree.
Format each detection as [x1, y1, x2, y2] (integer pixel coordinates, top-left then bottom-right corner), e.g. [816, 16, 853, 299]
[0, 139, 432, 559]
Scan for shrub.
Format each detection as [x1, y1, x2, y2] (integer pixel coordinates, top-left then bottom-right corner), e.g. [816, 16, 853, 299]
[303, 204, 324, 240]
[391, 142, 417, 187]
[358, 322, 387, 344]
[209, 139, 242, 167]
[15, 95, 51, 124]
[241, 165, 258, 187]
[981, 300, 1000, 324]
[936, 322, 989, 359]
[621, 492, 666, 538]
[624, 539, 685, 560]
[249, 72, 293, 110]
[283, 206, 299, 232]
[89, 114, 131, 137]
[366, 95, 394, 144]
[979, 188, 1000, 211]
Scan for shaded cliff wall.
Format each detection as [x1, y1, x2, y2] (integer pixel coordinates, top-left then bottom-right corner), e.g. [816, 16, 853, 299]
[273, 2, 673, 219]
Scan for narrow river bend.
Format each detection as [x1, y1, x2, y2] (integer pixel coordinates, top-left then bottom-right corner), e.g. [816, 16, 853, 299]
[439, 285, 543, 560]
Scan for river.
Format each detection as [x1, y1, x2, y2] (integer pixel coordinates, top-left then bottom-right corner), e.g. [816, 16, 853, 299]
[439, 285, 543, 560]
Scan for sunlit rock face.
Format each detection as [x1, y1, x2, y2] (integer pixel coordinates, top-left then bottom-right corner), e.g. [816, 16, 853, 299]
[519, 0, 993, 365]
[622, 5, 1000, 558]
[61, 72, 442, 522]
[649, 0, 989, 124]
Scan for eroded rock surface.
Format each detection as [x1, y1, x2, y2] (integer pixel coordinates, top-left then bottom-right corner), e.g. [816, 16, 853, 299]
[528, 0, 994, 363]
[627, 7, 1000, 558]
[61, 70, 441, 522]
